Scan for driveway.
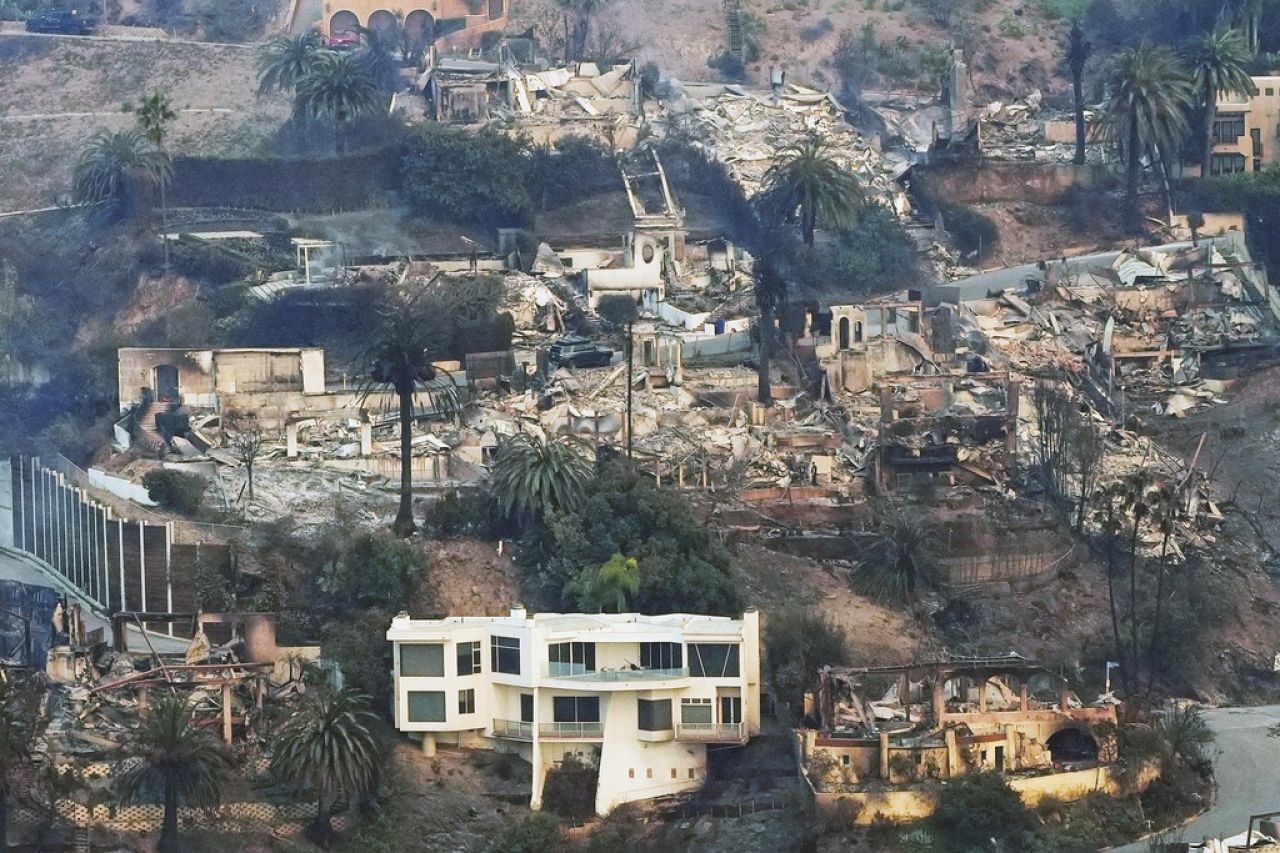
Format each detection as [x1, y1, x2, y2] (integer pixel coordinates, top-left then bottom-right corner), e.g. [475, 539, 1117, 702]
[1112, 705, 1280, 851]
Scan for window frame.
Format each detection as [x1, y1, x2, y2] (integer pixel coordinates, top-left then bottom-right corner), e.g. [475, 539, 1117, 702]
[400, 643, 445, 678]
[639, 642, 682, 671]
[1213, 113, 1246, 144]
[637, 697, 673, 731]
[680, 697, 713, 725]
[407, 690, 447, 723]
[688, 643, 741, 678]
[457, 641, 482, 676]
[491, 635, 521, 675]
[548, 641, 596, 676]
[458, 688, 476, 715]
[552, 695, 601, 723]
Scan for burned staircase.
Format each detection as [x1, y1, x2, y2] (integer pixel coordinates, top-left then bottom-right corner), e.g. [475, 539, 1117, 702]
[723, 0, 746, 61]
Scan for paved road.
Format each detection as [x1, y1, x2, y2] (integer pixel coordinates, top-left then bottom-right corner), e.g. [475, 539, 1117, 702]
[1113, 704, 1280, 851]
[0, 547, 187, 654]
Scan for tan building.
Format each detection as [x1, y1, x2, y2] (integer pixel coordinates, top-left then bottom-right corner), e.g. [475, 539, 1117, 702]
[322, 1, 508, 49]
[1211, 75, 1280, 175]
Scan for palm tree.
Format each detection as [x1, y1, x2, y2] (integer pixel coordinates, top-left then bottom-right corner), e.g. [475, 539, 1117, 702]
[294, 50, 384, 128]
[360, 306, 459, 537]
[754, 256, 787, 406]
[490, 433, 591, 521]
[1101, 44, 1195, 204]
[1065, 21, 1093, 166]
[0, 679, 36, 848]
[598, 294, 638, 458]
[117, 692, 233, 853]
[72, 128, 171, 218]
[358, 25, 403, 93]
[270, 688, 382, 848]
[135, 91, 177, 275]
[1189, 26, 1256, 179]
[257, 32, 326, 95]
[853, 504, 937, 603]
[571, 553, 640, 612]
[759, 135, 864, 246]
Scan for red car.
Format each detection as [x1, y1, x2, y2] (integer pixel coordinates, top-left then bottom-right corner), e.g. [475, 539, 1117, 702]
[328, 31, 359, 50]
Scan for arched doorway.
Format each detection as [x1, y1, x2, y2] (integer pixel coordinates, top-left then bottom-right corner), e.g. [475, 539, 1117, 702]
[368, 9, 397, 34]
[854, 321, 864, 343]
[330, 10, 359, 35]
[838, 317, 850, 349]
[405, 9, 435, 47]
[1046, 728, 1098, 763]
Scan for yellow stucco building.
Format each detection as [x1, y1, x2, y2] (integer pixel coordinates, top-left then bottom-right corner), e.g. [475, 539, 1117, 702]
[321, 0, 507, 48]
[1211, 75, 1280, 175]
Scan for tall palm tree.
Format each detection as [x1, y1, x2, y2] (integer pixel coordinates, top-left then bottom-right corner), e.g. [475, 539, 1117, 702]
[117, 692, 233, 853]
[257, 32, 327, 95]
[0, 679, 36, 848]
[1101, 44, 1195, 204]
[360, 306, 459, 537]
[72, 128, 171, 219]
[135, 91, 177, 275]
[294, 51, 384, 127]
[270, 688, 382, 848]
[759, 135, 864, 246]
[754, 256, 787, 406]
[1189, 26, 1256, 179]
[1065, 21, 1093, 166]
[358, 25, 403, 93]
[490, 433, 591, 521]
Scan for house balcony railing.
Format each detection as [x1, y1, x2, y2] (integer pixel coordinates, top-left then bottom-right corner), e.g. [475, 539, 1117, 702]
[544, 665, 689, 682]
[675, 722, 746, 743]
[491, 719, 533, 741]
[539, 721, 604, 739]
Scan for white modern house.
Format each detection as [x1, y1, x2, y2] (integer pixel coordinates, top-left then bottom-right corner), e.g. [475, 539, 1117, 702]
[386, 606, 762, 815]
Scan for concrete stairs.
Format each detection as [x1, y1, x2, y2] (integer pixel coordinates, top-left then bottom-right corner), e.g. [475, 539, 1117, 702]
[131, 400, 164, 454]
[724, 0, 746, 60]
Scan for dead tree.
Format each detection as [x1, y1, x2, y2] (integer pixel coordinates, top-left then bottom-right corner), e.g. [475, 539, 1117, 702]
[229, 420, 264, 501]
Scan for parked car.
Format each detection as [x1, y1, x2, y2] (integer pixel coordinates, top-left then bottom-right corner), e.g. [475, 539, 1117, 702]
[548, 336, 614, 368]
[24, 10, 97, 34]
[328, 31, 359, 50]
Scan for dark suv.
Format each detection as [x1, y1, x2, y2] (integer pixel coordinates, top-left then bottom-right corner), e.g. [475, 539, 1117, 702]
[548, 336, 613, 368]
[25, 11, 98, 34]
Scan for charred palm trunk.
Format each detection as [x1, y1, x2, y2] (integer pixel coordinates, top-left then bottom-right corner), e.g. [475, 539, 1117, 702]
[158, 778, 179, 852]
[307, 791, 335, 848]
[1126, 118, 1141, 204]
[1126, 518, 1141, 696]
[1147, 530, 1172, 695]
[394, 382, 416, 536]
[1104, 522, 1124, 694]
[1202, 82, 1218, 180]
[757, 300, 773, 405]
[1073, 70, 1087, 166]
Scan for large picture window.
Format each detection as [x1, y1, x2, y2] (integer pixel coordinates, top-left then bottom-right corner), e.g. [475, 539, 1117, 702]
[688, 643, 740, 678]
[681, 697, 713, 724]
[1213, 114, 1246, 144]
[552, 695, 600, 722]
[639, 642, 682, 670]
[548, 641, 596, 676]
[638, 698, 672, 731]
[407, 691, 446, 722]
[491, 636, 521, 674]
[400, 644, 444, 677]
[1211, 153, 1247, 175]
[457, 641, 481, 676]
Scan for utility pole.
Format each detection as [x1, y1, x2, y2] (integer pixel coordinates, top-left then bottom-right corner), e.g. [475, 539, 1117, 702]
[626, 319, 634, 460]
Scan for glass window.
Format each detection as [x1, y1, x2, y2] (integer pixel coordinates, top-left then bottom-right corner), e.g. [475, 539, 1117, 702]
[457, 641, 481, 676]
[720, 695, 742, 724]
[458, 688, 476, 715]
[688, 644, 741, 678]
[638, 698, 672, 731]
[491, 636, 521, 674]
[1211, 153, 1248, 175]
[400, 644, 444, 677]
[552, 695, 600, 722]
[407, 691, 446, 722]
[681, 698, 713, 724]
[1213, 114, 1246, 143]
[520, 693, 534, 723]
[548, 641, 596, 676]
[639, 642, 682, 670]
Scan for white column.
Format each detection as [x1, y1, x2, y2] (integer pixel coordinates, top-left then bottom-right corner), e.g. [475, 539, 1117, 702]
[100, 508, 109, 609]
[117, 516, 126, 612]
[138, 521, 147, 614]
[16, 455, 25, 553]
[165, 522, 173, 633]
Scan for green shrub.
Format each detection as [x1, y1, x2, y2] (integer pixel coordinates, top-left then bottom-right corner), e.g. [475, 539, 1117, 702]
[401, 124, 533, 224]
[142, 469, 208, 515]
[765, 608, 848, 719]
[999, 14, 1026, 37]
[320, 530, 427, 612]
[490, 813, 561, 853]
[931, 772, 1033, 850]
[541, 755, 598, 820]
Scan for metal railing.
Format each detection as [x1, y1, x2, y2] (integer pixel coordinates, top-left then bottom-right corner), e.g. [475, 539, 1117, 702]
[491, 719, 533, 740]
[539, 721, 604, 739]
[544, 665, 688, 682]
[676, 722, 745, 742]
